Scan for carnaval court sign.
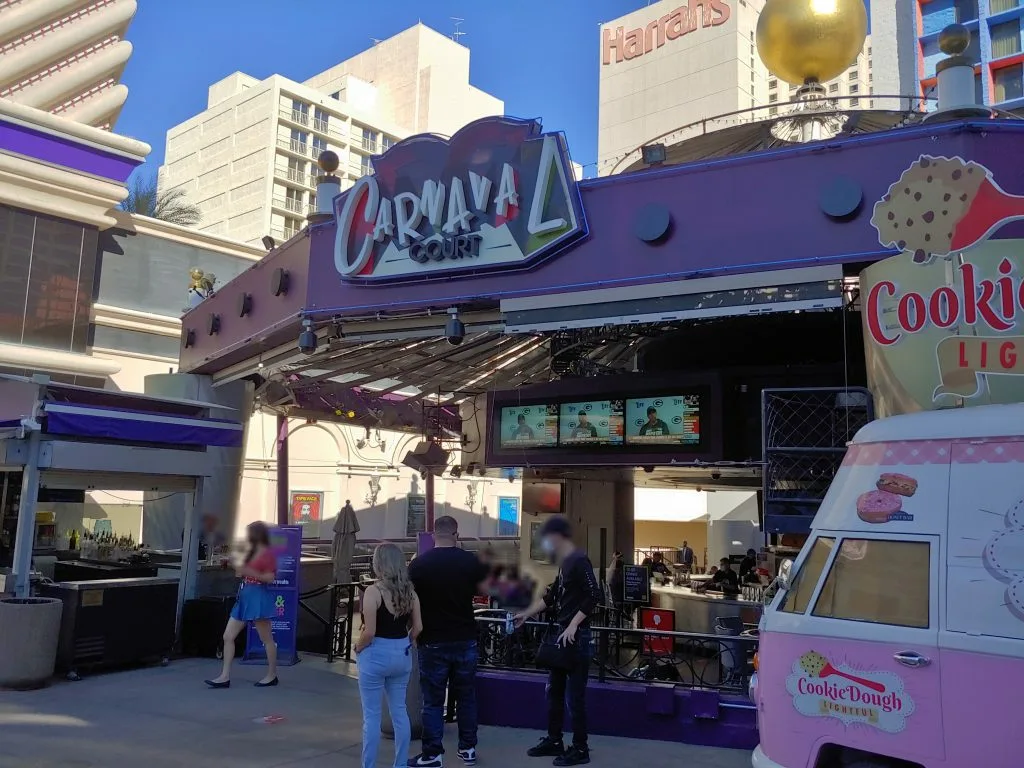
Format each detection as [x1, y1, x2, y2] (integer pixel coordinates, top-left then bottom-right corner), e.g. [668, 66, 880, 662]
[864, 155, 1024, 416]
[333, 116, 587, 283]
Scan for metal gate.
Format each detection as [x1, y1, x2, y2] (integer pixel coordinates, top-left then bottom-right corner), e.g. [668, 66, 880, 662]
[761, 387, 873, 534]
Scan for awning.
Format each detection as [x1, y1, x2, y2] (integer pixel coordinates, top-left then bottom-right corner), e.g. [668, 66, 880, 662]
[42, 403, 243, 448]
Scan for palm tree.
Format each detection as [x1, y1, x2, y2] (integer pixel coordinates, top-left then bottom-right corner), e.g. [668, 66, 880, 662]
[120, 173, 202, 226]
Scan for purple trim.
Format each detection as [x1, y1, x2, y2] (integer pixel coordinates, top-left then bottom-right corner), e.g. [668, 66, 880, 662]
[43, 406, 243, 448]
[475, 671, 758, 750]
[0, 118, 141, 183]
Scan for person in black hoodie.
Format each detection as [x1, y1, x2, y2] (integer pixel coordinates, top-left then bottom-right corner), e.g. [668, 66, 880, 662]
[514, 516, 601, 766]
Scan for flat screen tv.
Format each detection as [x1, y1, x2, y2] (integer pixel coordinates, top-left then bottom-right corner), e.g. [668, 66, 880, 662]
[558, 399, 624, 446]
[625, 394, 702, 446]
[497, 403, 558, 449]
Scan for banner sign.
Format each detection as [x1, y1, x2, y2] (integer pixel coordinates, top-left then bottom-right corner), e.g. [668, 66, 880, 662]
[406, 494, 427, 537]
[864, 155, 1024, 416]
[290, 490, 322, 529]
[243, 524, 301, 667]
[623, 564, 651, 603]
[498, 496, 520, 536]
[333, 116, 587, 283]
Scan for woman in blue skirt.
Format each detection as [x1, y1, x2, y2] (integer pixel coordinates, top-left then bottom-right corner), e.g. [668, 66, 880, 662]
[205, 521, 279, 688]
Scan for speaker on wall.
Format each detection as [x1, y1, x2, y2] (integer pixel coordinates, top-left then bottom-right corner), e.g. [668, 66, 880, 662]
[401, 441, 450, 476]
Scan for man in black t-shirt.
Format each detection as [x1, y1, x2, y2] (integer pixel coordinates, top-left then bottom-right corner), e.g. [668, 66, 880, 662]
[408, 516, 489, 768]
[637, 406, 671, 437]
[570, 412, 598, 440]
[515, 516, 601, 766]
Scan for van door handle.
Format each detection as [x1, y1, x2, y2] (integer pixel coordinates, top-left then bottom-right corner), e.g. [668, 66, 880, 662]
[894, 651, 931, 668]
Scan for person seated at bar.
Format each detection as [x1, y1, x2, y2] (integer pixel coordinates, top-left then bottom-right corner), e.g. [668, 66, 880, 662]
[708, 557, 740, 593]
[640, 551, 671, 576]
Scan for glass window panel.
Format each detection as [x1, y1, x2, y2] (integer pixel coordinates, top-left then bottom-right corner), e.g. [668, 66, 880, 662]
[991, 0, 1018, 13]
[780, 537, 835, 614]
[812, 539, 930, 628]
[954, 0, 979, 22]
[994, 65, 1024, 102]
[22, 215, 89, 351]
[0, 205, 34, 344]
[991, 19, 1022, 59]
[91, 325, 180, 360]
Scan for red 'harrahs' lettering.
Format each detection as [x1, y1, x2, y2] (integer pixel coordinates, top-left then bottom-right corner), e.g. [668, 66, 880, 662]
[866, 258, 1021, 346]
[602, 1, 731, 65]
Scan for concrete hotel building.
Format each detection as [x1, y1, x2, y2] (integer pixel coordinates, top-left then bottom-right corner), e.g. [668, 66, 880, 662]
[597, 0, 874, 175]
[0, 0, 137, 129]
[159, 24, 504, 247]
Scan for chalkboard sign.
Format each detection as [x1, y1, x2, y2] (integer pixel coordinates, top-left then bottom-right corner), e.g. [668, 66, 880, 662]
[623, 564, 650, 603]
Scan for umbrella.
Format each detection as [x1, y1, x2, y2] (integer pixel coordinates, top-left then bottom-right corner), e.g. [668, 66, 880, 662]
[331, 502, 360, 584]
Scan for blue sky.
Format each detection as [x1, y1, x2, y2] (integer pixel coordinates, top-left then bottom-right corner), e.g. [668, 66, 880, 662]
[118, 0, 636, 180]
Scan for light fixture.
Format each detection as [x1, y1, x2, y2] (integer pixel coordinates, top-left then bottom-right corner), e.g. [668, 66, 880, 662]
[642, 143, 667, 166]
[262, 235, 276, 251]
[297, 318, 317, 354]
[445, 307, 465, 346]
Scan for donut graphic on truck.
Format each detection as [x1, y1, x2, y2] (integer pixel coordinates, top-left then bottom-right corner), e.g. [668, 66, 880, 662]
[856, 473, 917, 524]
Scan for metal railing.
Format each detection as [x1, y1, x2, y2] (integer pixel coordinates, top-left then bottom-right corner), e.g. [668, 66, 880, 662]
[282, 108, 309, 126]
[280, 168, 306, 185]
[313, 118, 330, 133]
[473, 609, 759, 693]
[272, 195, 309, 214]
[299, 582, 358, 662]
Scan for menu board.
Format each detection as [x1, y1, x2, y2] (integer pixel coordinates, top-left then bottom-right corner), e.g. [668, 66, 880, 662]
[625, 395, 701, 445]
[558, 400, 624, 446]
[499, 404, 558, 448]
[622, 564, 650, 603]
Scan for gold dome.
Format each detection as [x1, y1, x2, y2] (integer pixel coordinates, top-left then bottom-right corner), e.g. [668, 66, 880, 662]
[938, 24, 970, 56]
[756, 0, 869, 86]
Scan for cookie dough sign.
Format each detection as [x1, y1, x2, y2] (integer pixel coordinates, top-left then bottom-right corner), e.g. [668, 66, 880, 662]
[864, 155, 1024, 415]
[788, 651, 915, 733]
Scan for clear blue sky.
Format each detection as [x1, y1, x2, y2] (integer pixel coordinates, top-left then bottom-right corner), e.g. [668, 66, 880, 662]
[118, 0, 637, 180]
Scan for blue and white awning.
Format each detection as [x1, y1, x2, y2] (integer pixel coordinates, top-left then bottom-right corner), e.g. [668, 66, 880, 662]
[43, 403, 243, 448]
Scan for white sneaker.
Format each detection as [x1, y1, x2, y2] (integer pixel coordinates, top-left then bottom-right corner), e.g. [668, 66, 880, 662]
[458, 748, 477, 765]
[409, 754, 443, 768]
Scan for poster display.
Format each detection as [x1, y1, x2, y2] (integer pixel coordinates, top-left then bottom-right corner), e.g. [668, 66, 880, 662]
[498, 497, 520, 536]
[290, 490, 323, 531]
[639, 607, 675, 654]
[622, 564, 650, 603]
[242, 524, 301, 667]
[406, 494, 427, 537]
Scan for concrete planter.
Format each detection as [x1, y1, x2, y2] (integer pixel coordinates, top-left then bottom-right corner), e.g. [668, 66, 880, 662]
[0, 597, 63, 689]
[382, 643, 423, 740]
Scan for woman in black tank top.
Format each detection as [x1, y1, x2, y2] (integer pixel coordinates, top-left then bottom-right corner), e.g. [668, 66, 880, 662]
[354, 544, 423, 768]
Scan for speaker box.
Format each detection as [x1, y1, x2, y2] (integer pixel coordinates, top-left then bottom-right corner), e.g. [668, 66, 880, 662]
[402, 441, 450, 476]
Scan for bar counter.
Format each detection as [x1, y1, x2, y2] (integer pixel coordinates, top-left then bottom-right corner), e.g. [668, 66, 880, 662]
[649, 583, 762, 635]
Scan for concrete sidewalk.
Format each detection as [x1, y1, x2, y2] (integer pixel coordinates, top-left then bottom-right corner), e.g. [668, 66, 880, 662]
[0, 658, 752, 768]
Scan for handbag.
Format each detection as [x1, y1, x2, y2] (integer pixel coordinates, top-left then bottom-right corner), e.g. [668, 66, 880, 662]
[535, 623, 578, 671]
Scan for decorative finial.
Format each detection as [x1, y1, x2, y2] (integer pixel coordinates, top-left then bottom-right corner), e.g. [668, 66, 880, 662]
[756, 0, 869, 86]
[317, 150, 340, 174]
[938, 24, 970, 56]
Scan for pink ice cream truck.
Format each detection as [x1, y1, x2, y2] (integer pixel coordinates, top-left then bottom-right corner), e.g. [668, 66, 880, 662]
[751, 405, 1024, 768]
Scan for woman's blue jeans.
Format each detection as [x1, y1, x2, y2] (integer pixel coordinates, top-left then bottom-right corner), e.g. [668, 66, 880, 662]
[358, 637, 412, 768]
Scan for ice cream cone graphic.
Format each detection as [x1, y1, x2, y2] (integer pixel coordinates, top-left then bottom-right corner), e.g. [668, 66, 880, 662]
[872, 155, 1024, 264]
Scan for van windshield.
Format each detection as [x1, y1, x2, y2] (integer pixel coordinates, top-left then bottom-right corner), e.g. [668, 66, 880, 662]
[779, 537, 835, 614]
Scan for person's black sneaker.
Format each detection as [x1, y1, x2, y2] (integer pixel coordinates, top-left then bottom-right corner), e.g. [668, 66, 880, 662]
[408, 754, 443, 768]
[527, 737, 565, 757]
[553, 746, 590, 766]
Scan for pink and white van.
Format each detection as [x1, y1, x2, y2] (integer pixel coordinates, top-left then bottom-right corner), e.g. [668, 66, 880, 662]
[751, 405, 1024, 768]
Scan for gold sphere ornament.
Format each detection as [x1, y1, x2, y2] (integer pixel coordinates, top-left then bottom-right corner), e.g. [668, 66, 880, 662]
[756, 0, 869, 86]
[317, 150, 340, 174]
[938, 24, 970, 56]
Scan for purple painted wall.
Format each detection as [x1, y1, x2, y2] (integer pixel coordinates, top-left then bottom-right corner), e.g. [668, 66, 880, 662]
[0, 118, 142, 183]
[179, 120, 1024, 374]
[475, 672, 758, 751]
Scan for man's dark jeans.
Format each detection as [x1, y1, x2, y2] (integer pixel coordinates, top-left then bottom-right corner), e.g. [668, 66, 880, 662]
[419, 640, 478, 756]
[546, 628, 593, 750]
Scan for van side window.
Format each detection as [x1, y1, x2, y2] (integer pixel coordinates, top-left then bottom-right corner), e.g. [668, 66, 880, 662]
[812, 539, 930, 628]
[779, 537, 835, 614]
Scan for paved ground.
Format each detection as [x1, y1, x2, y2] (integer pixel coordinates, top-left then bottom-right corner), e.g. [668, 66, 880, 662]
[0, 658, 753, 768]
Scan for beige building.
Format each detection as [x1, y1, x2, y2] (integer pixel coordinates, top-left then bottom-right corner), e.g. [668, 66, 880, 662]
[768, 40, 874, 119]
[0, 0, 137, 129]
[597, 0, 873, 176]
[159, 23, 504, 247]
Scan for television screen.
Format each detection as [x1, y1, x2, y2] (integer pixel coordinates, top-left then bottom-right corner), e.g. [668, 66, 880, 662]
[559, 400, 624, 445]
[625, 395, 702, 445]
[498, 404, 558, 448]
[523, 482, 562, 516]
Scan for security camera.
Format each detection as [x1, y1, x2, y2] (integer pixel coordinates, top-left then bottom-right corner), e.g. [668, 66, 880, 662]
[297, 319, 318, 354]
[445, 308, 465, 346]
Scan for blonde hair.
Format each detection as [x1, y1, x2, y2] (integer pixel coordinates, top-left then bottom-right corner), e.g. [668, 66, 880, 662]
[373, 543, 416, 617]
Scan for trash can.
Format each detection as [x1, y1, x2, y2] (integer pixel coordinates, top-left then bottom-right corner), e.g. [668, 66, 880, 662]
[0, 597, 63, 689]
[381, 643, 423, 740]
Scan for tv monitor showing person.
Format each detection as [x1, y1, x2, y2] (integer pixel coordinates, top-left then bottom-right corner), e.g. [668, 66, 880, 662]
[625, 395, 702, 446]
[558, 400, 623, 446]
